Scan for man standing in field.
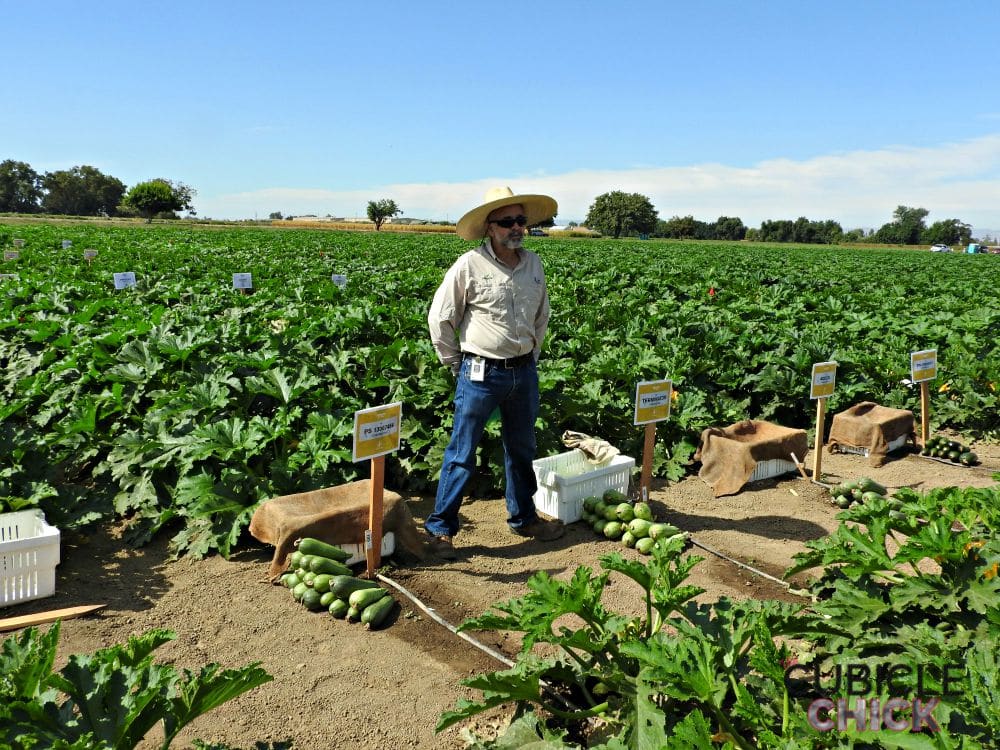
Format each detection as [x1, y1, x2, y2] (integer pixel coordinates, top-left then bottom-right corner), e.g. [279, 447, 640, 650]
[425, 187, 564, 559]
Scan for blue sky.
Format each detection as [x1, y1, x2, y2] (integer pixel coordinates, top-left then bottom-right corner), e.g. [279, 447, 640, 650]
[5, 1, 1000, 231]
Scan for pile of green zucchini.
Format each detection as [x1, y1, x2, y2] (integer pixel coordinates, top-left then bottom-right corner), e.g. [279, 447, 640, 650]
[921, 436, 978, 466]
[579, 489, 688, 554]
[828, 477, 895, 509]
[279, 537, 396, 630]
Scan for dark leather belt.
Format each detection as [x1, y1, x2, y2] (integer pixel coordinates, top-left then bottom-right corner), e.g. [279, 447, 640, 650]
[465, 352, 533, 369]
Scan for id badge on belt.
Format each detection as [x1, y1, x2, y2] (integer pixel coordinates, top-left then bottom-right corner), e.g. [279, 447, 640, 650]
[469, 356, 486, 382]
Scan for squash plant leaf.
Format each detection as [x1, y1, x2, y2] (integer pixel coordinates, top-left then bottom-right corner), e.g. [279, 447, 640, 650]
[459, 568, 611, 650]
[436, 660, 546, 732]
[0, 622, 61, 701]
[631, 669, 670, 749]
[161, 662, 273, 747]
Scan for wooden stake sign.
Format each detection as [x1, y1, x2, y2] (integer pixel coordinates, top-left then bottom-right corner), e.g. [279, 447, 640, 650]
[633, 379, 672, 497]
[232, 272, 253, 294]
[113, 272, 136, 290]
[809, 361, 837, 481]
[910, 349, 937, 445]
[352, 402, 402, 576]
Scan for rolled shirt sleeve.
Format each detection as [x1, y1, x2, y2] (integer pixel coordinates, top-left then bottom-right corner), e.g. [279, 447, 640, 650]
[428, 263, 466, 372]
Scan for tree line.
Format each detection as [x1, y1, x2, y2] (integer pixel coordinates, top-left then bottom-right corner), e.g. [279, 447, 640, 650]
[582, 190, 976, 246]
[0, 159, 195, 221]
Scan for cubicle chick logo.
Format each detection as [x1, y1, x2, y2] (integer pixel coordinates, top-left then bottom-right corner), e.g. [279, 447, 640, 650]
[783, 657, 966, 733]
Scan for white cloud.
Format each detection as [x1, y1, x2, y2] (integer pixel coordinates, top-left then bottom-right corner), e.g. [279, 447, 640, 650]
[197, 134, 1000, 229]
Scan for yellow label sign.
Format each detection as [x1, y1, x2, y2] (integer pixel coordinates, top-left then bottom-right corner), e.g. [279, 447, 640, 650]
[634, 380, 672, 425]
[810, 361, 838, 399]
[353, 402, 402, 462]
[910, 349, 937, 383]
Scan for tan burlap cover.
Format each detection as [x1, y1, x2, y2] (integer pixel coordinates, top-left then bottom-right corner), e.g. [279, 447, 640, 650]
[827, 401, 915, 468]
[249, 480, 425, 581]
[695, 420, 809, 497]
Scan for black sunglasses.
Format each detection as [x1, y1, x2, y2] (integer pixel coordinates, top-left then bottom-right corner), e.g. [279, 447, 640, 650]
[488, 215, 528, 229]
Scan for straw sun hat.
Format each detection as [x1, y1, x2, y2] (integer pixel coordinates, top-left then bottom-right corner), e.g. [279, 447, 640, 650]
[455, 186, 557, 241]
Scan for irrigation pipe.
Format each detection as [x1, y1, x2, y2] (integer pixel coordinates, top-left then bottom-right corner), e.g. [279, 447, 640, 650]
[376, 572, 514, 667]
[378, 536, 812, 675]
[376, 572, 584, 713]
[685, 537, 813, 599]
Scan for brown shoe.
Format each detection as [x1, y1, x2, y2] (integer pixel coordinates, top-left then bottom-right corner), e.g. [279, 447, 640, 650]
[427, 533, 457, 560]
[511, 517, 565, 541]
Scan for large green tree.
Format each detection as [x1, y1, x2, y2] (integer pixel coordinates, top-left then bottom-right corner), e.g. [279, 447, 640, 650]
[584, 191, 658, 238]
[874, 205, 929, 245]
[922, 219, 972, 247]
[656, 215, 707, 239]
[0, 159, 42, 213]
[40, 165, 125, 216]
[712, 216, 747, 241]
[122, 179, 196, 221]
[366, 198, 401, 230]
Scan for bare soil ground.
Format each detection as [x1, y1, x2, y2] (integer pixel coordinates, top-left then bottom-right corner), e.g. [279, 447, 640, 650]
[5, 438, 998, 749]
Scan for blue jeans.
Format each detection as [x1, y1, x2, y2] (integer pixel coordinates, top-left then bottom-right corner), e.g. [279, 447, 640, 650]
[425, 357, 540, 537]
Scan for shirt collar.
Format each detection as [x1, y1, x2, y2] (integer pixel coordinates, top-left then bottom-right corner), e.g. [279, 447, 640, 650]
[484, 239, 523, 268]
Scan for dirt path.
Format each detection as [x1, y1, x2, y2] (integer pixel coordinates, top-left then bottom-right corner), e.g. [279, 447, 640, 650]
[5, 440, 998, 749]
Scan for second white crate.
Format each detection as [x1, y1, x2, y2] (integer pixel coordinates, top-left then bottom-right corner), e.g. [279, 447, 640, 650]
[1, 509, 61, 608]
[533, 450, 635, 523]
[748, 458, 799, 483]
[833, 433, 909, 458]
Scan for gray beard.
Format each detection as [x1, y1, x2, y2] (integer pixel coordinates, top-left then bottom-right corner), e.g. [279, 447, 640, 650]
[502, 236, 523, 251]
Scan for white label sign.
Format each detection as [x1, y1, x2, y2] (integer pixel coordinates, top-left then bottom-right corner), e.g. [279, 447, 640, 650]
[61, 240, 72, 249]
[331, 273, 348, 288]
[634, 379, 672, 425]
[13, 239, 25, 248]
[113, 272, 137, 289]
[84, 249, 98, 260]
[3, 251, 19, 261]
[353, 402, 402, 462]
[232, 272, 253, 289]
[0, 273, 19, 281]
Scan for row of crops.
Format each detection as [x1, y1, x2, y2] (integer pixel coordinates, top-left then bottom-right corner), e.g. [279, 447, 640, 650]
[1, 222, 998, 556]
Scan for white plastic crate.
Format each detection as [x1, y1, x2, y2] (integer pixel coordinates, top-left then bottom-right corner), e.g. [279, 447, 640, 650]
[533, 450, 635, 523]
[834, 433, 909, 458]
[748, 458, 799, 482]
[1, 510, 61, 607]
[338, 532, 395, 566]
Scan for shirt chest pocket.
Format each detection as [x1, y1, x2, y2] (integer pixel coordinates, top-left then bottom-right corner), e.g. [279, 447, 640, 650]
[475, 280, 510, 316]
[516, 277, 544, 314]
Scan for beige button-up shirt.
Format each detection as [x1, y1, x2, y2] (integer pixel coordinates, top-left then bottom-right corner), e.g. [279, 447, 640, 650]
[428, 240, 550, 371]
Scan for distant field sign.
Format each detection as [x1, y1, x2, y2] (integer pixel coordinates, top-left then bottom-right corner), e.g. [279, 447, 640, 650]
[113, 272, 136, 289]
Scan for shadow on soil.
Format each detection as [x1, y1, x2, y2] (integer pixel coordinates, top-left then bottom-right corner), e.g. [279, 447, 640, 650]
[3, 522, 173, 622]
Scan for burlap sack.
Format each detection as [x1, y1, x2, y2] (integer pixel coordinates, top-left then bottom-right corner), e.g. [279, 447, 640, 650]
[249, 480, 426, 581]
[695, 420, 809, 497]
[827, 401, 915, 467]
